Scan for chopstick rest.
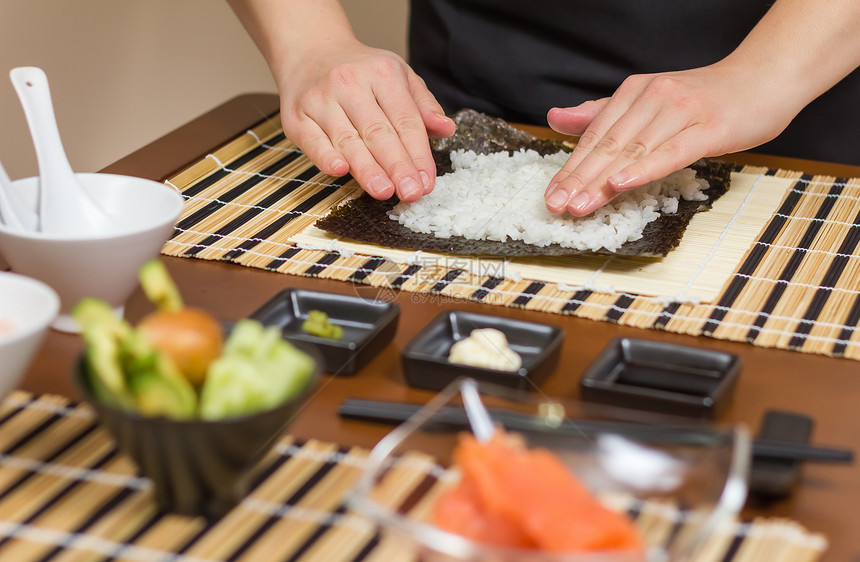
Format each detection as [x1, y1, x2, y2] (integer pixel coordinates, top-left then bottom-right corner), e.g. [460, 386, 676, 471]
[748, 410, 842, 499]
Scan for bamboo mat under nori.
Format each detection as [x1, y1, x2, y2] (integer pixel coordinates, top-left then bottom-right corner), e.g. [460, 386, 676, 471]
[0, 391, 827, 561]
[162, 114, 860, 361]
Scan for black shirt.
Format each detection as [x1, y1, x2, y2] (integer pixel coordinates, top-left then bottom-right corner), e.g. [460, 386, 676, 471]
[409, 0, 860, 165]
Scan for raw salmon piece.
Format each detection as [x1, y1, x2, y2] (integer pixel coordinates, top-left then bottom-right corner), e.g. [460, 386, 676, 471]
[433, 475, 535, 548]
[454, 431, 643, 553]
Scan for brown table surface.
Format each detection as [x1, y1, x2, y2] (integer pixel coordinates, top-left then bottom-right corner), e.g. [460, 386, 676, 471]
[19, 94, 860, 562]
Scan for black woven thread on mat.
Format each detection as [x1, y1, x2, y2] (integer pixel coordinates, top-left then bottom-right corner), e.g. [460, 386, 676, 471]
[348, 257, 386, 283]
[661, 517, 687, 552]
[390, 264, 422, 289]
[789, 200, 860, 350]
[183, 161, 320, 259]
[285, 504, 350, 562]
[431, 269, 464, 293]
[701, 174, 810, 335]
[653, 302, 682, 330]
[626, 500, 641, 519]
[305, 252, 342, 276]
[173, 442, 303, 556]
[606, 294, 636, 323]
[222, 173, 352, 261]
[0, 447, 120, 552]
[0, 421, 98, 504]
[283, 467, 433, 562]
[512, 281, 546, 307]
[833, 299, 860, 356]
[471, 276, 504, 301]
[180, 137, 283, 199]
[0, 400, 32, 432]
[223, 446, 348, 562]
[720, 533, 747, 562]
[177, 151, 304, 248]
[745, 179, 843, 342]
[651, 166, 759, 330]
[102, 509, 167, 562]
[0, 411, 65, 456]
[35, 485, 138, 562]
[832, 212, 860, 354]
[349, 467, 440, 561]
[396, 473, 439, 515]
[562, 290, 593, 313]
[349, 532, 382, 562]
[264, 246, 303, 271]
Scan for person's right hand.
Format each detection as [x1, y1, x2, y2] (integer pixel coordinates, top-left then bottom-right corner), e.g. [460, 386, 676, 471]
[277, 38, 456, 202]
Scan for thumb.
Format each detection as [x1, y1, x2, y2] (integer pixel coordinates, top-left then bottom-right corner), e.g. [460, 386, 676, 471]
[547, 99, 608, 136]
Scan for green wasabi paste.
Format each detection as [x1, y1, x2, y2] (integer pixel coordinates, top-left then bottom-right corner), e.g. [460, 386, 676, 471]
[301, 310, 343, 340]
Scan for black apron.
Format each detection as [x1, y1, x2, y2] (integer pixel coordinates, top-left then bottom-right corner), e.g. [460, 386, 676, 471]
[409, 0, 860, 165]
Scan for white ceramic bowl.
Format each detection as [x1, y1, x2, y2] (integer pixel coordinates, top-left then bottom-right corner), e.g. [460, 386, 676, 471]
[0, 272, 60, 396]
[0, 173, 184, 332]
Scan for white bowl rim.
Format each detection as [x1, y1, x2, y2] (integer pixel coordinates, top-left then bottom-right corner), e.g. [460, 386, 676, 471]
[0, 172, 184, 242]
[0, 272, 60, 345]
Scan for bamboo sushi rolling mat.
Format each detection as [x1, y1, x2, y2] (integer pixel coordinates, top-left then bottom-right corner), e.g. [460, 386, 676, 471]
[162, 115, 860, 361]
[0, 391, 827, 561]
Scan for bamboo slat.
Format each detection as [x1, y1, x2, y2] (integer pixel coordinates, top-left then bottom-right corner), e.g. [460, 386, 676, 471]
[159, 114, 860, 361]
[0, 392, 828, 562]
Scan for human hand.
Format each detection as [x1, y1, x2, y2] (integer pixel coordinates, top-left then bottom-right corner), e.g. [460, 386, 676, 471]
[543, 63, 804, 216]
[277, 39, 456, 202]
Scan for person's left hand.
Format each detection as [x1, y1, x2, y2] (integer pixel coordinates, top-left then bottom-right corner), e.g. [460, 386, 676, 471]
[543, 62, 804, 216]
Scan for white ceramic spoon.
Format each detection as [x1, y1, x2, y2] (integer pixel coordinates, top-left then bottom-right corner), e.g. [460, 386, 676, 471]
[461, 378, 495, 443]
[10, 67, 118, 236]
[0, 158, 39, 231]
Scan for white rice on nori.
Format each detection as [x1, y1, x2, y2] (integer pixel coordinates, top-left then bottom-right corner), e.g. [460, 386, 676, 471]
[389, 149, 709, 253]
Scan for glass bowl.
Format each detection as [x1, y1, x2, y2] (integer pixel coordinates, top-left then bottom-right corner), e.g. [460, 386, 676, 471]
[349, 378, 750, 562]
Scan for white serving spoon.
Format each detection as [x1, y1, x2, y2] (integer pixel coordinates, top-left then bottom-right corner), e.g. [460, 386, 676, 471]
[10, 67, 118, 236]
[0, 158, 39, 231]
[461, 378, 495, 443]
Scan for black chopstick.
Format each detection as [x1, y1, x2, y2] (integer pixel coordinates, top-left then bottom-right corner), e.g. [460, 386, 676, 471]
[750, 439, 852, 463]
[337, 398, 854, 464]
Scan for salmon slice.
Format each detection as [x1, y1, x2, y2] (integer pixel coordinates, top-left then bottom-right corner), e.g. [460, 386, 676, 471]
[434, 431, 643, 553]
[433, 475, 535, 548]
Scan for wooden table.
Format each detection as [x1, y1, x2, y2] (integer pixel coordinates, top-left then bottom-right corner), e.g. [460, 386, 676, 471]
[19, 94, 860, 562]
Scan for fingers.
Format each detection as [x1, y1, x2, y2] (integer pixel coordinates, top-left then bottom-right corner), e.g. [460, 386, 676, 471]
[408, 72, 456, 139]
[546, 100, 607, 136]
[544, 75, 711, 217]
[311, 104, 402, 199]
[282, 50, 451, 202]
[372, 71, 445, 196]
[284, 115, 350, 178]
[548, 117, 705, 216]
[608, 126, 707, 191]
[545, 86, 658, 213]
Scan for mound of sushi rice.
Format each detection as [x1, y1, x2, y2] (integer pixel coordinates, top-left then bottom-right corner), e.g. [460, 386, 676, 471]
[389, 149, 709, 253]
[315, 109, 734, 257]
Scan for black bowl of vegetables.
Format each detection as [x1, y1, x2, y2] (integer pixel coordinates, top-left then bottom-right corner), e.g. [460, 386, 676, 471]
[74, 261, 320, 519]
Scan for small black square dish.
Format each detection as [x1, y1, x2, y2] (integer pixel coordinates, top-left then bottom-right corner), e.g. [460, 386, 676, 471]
[401, 310, 564, 391]
[579, 337, 741, 419]
[249, 289, 399, 375]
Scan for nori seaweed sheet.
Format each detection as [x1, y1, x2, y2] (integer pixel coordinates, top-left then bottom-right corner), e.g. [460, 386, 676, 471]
[316, 109, 735, 257]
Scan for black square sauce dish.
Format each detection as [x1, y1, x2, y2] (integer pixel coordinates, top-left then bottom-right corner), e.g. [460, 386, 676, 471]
[249, 288, 399, 375]
[402, 310, 564, 391]
[580, 337, 742, 419]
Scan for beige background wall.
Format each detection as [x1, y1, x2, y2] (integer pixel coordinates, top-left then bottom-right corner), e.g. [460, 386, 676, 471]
[0, 1, 408, 180]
